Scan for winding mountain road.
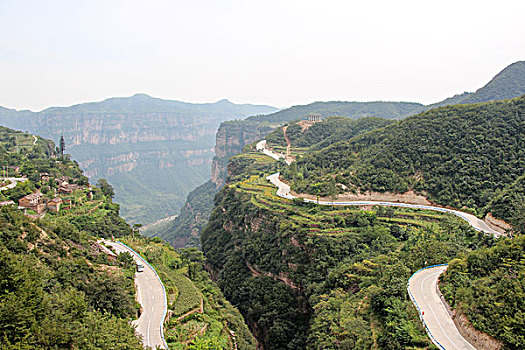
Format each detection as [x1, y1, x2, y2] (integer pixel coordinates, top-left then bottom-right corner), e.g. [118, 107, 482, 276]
[103, 240, 168, 349]
[258, 138, 503, 349]
[266, 172, 501, 236]
[256, 140, 292, 165]
[408, 266, 476, 350]
[0, 177, 28, 191]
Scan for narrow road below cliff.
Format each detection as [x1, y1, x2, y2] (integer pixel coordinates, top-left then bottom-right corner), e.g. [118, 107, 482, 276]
[103, 240, 168, 349]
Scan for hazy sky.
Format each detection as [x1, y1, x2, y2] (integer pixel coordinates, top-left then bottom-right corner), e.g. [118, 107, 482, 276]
[1, 0, 524, 111]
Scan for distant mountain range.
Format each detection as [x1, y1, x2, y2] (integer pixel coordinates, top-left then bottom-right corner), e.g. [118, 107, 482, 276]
[249, 60, 525, 124]
[1, 61, 524, 228]
[0, 94, 277, 224]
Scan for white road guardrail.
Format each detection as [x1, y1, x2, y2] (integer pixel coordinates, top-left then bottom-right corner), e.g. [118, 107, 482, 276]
[116, 241, 169, 350]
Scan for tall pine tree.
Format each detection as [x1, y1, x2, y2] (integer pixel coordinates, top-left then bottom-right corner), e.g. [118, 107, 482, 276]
[59, 135, 65, 158]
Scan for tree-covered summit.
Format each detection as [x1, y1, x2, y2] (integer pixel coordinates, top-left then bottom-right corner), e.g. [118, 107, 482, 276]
[283, 96, 525, 223]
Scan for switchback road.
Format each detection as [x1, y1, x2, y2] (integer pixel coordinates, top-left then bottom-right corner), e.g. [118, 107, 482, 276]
[103, 240, 168, 349]
[266, 172, 501, 236]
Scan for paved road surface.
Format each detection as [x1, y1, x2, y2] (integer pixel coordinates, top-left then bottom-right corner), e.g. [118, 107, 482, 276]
[265, 171, 501, 236]
[256, 140, 291, 165]
[0, 177, 28, 191]
[259, 138, 500, 236]
[408, 266, 476, 350]
[103, 240, 167, 349]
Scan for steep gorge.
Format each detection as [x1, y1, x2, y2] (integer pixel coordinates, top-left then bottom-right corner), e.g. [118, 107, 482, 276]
[201, 97, 524, 349]
[0, 94, 277, 224]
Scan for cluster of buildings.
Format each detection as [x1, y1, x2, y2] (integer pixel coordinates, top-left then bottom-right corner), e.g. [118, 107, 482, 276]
[15, 174, 92, 215]
[17, 191, 65, 214]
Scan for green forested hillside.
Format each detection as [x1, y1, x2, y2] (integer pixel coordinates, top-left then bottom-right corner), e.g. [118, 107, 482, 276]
[441, 235, 525, 349]
[0, 208, 142, 350]
[201, 145, 495, 349]
[157, 61, 525, 250]
[0, 127, 255, 349]
[488, 174, 525, 225]
[460, 61, 525, 104]
[284, 97, 525, 220]
[147, 180, 218, 248]
[266, 116, 393, 149]
[0, 94, 277, 225]
[249, 61, 525, 126]
[249, 101, 424, 123]
[118, 236, 257, 350]
[0, 127, 142, 349]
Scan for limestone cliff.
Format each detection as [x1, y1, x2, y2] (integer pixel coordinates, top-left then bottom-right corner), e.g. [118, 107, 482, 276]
[210, 121, 275, 187]
[0, 94, 277, 224]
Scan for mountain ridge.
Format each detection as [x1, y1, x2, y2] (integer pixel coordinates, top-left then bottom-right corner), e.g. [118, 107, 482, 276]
[152, 60, 525, 248]
[0, 95, 278, 225]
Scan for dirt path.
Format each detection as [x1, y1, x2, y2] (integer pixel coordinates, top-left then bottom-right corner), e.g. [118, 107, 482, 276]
[282, 125, 291, 156]
[140, 214, 178, 232]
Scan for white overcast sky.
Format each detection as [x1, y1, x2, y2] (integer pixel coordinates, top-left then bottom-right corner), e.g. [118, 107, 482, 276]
[1, 0, 524, 111]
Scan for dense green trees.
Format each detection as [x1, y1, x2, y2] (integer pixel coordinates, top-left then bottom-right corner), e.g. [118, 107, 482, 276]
[119, 235, 257, 349]
[0, 207, 142, 349]
[266, 116, 393, 150]
[488, 174, 525, 227]
[284, 97, 525, 223]
[148, 180, 219, 248]
[202, 177, 492, 349]
[441, 235, 525, 349]
[0, 128, 142, 349]
[96, 178, 115, 199]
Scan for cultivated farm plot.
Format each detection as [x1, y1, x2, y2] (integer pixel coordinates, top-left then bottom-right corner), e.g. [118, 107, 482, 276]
[171, 273, 201, 317]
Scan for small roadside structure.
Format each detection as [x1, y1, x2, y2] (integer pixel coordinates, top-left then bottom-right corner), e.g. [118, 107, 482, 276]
[0, 200, 15, 207]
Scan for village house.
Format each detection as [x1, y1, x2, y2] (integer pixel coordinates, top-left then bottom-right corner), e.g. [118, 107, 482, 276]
[47, 197, 62, 212]
[39, 172, 50, 183]
[56, 176, 69, 184]
[58, 183, 82, 194]
[0, 200, 15, 207]
[18, 191, 46, 214]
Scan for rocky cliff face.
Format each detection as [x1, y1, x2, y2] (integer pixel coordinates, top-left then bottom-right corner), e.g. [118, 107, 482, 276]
[211, 121, 275, 187]
[0, 94, 277, 224]
[146, 119, 278, 247]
